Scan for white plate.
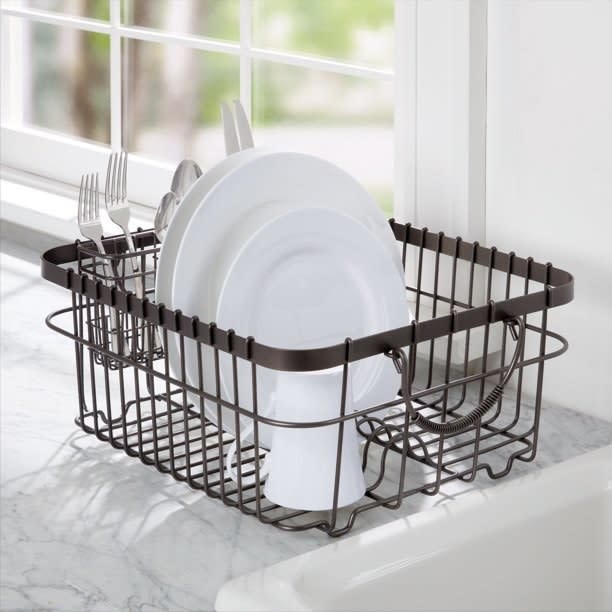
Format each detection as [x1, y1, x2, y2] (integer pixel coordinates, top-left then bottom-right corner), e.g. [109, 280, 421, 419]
[214, 207, 411, 447]
[155, 147, 269, 313]
[170, 151, 405, 448]
[170, 151, 403, 310]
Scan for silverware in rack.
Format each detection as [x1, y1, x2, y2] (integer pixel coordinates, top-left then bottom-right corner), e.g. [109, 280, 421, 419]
[221, 99, 255, 155]
[153, 100, 254, 243]
[154, 192, 180, 243]
[171, 159, 204, 199]
[104, 151, 144, 300]
[77, 172, 124, 354]
[154, 160, 203, 243]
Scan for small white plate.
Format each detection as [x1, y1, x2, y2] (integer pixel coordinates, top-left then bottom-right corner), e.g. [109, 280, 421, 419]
[214, 207, 411, 447]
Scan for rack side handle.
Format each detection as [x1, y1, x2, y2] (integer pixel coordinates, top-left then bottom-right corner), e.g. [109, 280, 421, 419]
[389, 317, 525, 436]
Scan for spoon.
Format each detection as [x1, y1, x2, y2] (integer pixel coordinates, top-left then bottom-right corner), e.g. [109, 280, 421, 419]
[154, 160, 202, 243]
[170, 159, 203, 199]
[154, 191, 179, 243]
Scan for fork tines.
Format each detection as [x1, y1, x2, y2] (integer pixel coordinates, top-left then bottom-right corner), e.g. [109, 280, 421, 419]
[78, 172, 100, 225]
[105, 150, 128, 207]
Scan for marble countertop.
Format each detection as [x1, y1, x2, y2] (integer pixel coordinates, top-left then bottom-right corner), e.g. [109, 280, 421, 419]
[2, 239, 611, 612]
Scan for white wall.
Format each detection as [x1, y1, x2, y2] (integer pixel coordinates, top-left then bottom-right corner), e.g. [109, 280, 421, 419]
[405, 0, 487, 243]
[486, 1, 612, 421]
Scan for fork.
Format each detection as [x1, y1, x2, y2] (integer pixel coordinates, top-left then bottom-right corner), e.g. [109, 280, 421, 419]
[104, 151, 144, 300]
[105, 151, 160, 354]
[77, 173, 122, 354]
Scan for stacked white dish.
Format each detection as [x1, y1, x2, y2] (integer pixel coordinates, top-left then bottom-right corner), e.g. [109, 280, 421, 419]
[156, 149, 412, 511]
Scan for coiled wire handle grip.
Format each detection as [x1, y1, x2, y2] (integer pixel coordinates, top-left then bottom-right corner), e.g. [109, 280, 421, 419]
[388, 316, 525, 436]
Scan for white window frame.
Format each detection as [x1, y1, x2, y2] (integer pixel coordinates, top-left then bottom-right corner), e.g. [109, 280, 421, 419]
[0, 0, 487, 238]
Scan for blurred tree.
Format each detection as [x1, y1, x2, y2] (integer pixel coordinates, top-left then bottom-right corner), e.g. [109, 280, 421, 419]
[29, 0, 110, 141]
[73, 0, 110, 141]
[255, 0, 393, 60]
[253, 0, 393, 122]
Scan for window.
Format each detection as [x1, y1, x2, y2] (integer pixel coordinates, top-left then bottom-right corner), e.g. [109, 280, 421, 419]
[1, 0, 411, 217]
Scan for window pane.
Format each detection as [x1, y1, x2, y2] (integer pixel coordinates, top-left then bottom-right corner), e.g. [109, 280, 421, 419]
[123, 39, 239, 166]
[253, 0, 394, 69]
[123, 0, 239, 40]
[22, 0, 109, 20]
[9, 19, 110, 143]
[253, 61, 393, 214]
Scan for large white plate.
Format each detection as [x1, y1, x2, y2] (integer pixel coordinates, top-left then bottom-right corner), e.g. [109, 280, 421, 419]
[170, 151, 403, 312]
[155, 147, 269, 313]
[215, 207, 411, 447]
[170, 152, 406, 448]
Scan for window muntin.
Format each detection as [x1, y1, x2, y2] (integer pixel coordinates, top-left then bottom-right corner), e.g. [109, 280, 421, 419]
[1, 1, 398, 212]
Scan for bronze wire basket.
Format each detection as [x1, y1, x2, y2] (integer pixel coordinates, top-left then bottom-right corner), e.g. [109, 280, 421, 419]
[41, 220, 574, 537]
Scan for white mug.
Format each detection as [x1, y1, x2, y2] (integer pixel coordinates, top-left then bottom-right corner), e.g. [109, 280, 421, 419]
[225, 368, 366, 511]
[267, 368, 365, 511]
[224, 405, 273, 487]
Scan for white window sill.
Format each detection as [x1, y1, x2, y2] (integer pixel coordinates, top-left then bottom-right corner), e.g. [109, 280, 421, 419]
[0, 166, 155, 246]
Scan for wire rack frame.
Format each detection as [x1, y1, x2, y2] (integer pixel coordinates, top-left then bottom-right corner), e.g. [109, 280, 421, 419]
[42, 220, 573, 536]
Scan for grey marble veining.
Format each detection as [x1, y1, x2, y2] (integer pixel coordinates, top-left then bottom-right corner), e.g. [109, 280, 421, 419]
[1, 240, 611, 612]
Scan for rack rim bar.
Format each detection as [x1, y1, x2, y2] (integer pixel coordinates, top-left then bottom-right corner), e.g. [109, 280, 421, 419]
[40, 222, 574, 372]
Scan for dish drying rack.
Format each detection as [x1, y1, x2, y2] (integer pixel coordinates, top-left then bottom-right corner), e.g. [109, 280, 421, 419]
[41, 220, 573, 537]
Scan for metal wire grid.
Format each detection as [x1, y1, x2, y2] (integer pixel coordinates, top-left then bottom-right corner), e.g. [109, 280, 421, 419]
[42, 222, 573, 536]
